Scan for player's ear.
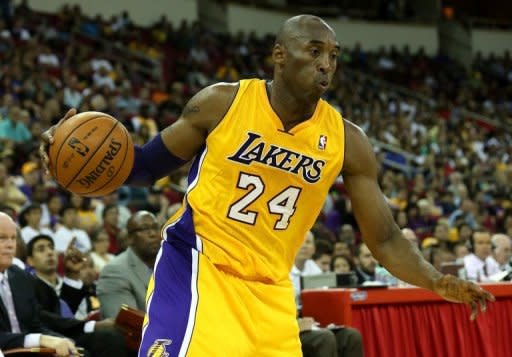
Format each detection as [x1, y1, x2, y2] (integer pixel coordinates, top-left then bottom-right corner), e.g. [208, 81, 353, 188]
[272, 43, 285, 65]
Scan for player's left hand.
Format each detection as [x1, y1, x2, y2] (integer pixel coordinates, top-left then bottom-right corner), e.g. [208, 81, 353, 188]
[39, 108, 77, 176]
[433, 274, 495, 320]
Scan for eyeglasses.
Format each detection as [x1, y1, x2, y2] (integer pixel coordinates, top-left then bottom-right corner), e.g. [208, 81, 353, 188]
[130, 225, 160, 234]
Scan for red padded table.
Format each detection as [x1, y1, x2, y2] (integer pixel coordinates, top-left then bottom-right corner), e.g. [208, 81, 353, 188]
[302, 283, 512, 357]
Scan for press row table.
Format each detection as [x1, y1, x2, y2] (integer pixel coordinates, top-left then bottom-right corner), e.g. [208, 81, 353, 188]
[301, 283, 512, 357]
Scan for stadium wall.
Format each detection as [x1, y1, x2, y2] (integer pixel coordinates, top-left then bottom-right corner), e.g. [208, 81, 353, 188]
[227, 4, 439, 55]
[23, 1, 511, 56]
[472, 29, 512, 55]
[24, 0, 198, 26]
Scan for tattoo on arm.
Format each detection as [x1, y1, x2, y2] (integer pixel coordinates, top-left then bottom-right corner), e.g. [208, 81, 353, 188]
[183, 105, 200, 116]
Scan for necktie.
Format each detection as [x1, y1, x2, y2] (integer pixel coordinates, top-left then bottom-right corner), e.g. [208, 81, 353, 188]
[0, 275, 21, 333]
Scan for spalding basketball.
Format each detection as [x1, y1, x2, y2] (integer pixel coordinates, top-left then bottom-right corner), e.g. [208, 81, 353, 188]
[49, 111, 134, 197]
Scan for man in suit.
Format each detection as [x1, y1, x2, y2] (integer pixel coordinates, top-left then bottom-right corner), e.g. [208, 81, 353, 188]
[97, 211, 161, 318]
[0, 212, 79, 356]
[26, 234, 128, 357]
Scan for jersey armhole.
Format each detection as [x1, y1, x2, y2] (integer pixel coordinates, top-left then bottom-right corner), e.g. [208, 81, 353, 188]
[207, 79, 252, 137]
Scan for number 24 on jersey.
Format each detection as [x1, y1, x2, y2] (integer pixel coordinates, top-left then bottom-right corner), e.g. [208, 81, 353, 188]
[227, 172, 302, 230]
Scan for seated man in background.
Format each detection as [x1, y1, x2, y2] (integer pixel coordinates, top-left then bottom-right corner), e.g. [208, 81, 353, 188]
[53, 205, 91, 253]
[354, 243, 377, 284]
[26, 234, 128, 357]
[97, 211, 161, 318]
[291, 230, 363, 357]
[77, 254, 101, 320]
[464, 231, 500, 281]
[491, 233, 512, 272]
[313, 239, 333, 273]
[0, 212, 79, 356]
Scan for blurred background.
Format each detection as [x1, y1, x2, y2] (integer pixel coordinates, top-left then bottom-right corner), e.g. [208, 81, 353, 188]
[0, 0, 511, 355]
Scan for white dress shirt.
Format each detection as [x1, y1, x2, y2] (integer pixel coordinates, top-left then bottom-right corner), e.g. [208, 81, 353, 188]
[289, 259, 322, 308]
[54, 226, 91, 253]
[20, 226, 54, 244]
[463, 253, 501, 282]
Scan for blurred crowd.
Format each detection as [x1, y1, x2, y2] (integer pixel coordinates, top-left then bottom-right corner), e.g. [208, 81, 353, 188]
[0, 0, 510, 327]
[0, 1, 510, 354]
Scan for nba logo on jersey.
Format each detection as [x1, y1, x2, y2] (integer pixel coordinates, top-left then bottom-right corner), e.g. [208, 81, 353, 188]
[147, 339, 172, 357]
[318, 135, 327, 150]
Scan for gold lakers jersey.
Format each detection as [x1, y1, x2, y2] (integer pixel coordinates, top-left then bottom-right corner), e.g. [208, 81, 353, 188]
[168, 79, 345, 283]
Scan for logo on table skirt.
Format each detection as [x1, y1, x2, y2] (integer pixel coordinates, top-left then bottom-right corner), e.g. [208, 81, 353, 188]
[147, 339, 172, 357]
[318, 135, 327, 150]
[350, 291, 368, 302]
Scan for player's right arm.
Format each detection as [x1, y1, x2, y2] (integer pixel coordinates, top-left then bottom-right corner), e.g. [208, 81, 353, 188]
[40, 83, 239, 181]
[158, 82, 239, 161]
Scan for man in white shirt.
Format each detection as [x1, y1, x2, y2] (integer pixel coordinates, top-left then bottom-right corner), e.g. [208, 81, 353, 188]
[291, 231, 363, 357]
[463, 232, 500, 282]
[54, 206, 91, 253]
[491, 234, 512, 272]
[290, 231, 323, 306]
[0, 212, 78, 356]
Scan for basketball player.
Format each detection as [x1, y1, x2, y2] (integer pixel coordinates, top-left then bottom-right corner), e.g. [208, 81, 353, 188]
[41, 15, 494, 357]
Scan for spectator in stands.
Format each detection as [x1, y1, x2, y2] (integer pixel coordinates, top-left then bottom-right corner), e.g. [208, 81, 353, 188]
[26, 183, 51, 227]
[333, 240, 352, 257]
[89, 228, 114, 274]
[331, 255, 355, 274]
[26, 234, 128, 356]
[115, 85, 140, 115]
[290, 231, 322, 304]
[129, 185, 170, 225]
[291, 231, 363, 357]
[0, 212, 80, 355]
[63, 75, 84, 110]
[19, 203, 54, 244]
[79, 254, 100, 319]
[0, 106, 31, 144]
[92, 65, 115, 91]
[94, 190, 130, 228]
[449, 199, 478, 229]
[0, 162, 26, 213]
[313, 240, 333, 272]
[463, 232, 500, 281]
[130, 103, 158, 139]
[457, 223, 473, 243]
[100, 204, 121, 254]
[69, 194, 98, 233]
[17, 161, 40, 201]
[411, 199, 436, 239]
[431, 248, 456, 272]
[354, 243, 377, 284]
[491, 234, 512, 272]
[338, 224, 356, 247]
[97, 211, 161, 318]
[454, 243, 469, 262]
[46, 192, 62, 230]
[54, 205, 91, 253]
[433, 221, 451, 247]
